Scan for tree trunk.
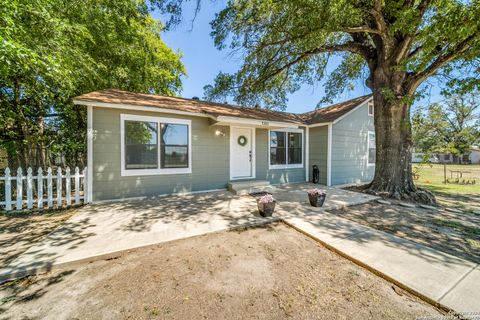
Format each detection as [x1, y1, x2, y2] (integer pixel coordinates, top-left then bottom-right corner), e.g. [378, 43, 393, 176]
[365, 70, 436, 204]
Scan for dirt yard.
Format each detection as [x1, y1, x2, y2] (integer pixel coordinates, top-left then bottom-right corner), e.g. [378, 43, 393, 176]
[0, 223, 441, 319]
[328, 202, 480, 264]
[0, 209, 77, 266]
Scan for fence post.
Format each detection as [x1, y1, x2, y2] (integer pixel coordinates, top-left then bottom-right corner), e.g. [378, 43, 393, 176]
[74, 167, 80, 205]
[26, 167, 33, 209]
[65, 167, 71, 206]
[5, 168, 12, 211]
[82, 167, 87, 203]
[37, 168, 43, 209]
[16, 168, 23, 210]
[56, 167, 62, 208]
[47, 167, 53, 208]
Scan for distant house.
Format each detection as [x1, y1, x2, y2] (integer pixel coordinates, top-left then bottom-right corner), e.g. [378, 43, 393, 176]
[74, 89, 375, 202]
[412, 147, 480, 164]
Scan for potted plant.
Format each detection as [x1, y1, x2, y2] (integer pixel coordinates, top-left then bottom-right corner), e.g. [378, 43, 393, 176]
[256, 194, 276, 217]
[307, 188, 327, 207]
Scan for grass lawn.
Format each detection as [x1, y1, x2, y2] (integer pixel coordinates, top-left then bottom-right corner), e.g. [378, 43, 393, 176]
[413, 163, 480, 212]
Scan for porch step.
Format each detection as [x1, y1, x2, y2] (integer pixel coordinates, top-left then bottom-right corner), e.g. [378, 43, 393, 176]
[227, 180, 272, 196]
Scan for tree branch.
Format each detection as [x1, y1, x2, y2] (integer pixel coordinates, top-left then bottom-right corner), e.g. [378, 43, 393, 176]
[407, 33, 478, 92]
[252, 42, 370, 87]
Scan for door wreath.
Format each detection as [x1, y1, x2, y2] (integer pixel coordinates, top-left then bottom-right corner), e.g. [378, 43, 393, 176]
[237, 135, 248, 146]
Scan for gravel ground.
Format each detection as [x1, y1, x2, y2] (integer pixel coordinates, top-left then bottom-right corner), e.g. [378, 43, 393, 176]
[0, 223, 441, 320]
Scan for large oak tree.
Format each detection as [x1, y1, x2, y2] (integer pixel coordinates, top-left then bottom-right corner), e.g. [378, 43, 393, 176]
[160, 0, 480, 203]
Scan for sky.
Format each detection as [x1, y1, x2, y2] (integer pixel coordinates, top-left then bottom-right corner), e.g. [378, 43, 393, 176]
[154, 2, 442, 114]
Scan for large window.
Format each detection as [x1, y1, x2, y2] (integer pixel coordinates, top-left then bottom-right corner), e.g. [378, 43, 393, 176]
[121, 114, 191, 176]
[125, 121, 158, 169]
[161, 123, 189, 168]
[367, 131, 376, 166]
[270, 129, 303, 168]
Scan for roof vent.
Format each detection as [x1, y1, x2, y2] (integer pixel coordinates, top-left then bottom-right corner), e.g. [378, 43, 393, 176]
[254, 104, 260, 109]
[192, 96, 200, 101]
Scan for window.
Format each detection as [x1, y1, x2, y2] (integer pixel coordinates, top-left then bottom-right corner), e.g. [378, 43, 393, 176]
[368, 101, 374, 116]
[121, 114, 191, 176]
[269, 129, 303, 168]
[125, 121, 158, 169]
[367, 131, 376, 166]
[161, 123, 189, 168]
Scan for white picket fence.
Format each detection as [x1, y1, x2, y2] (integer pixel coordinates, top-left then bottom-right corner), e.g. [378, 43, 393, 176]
[0, 167, 88, 212]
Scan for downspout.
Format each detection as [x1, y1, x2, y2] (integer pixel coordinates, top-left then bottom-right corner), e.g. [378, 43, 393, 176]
[87, 105, 93, 203]
[305, 126, 309, 182]
[327, 123, 332, 186]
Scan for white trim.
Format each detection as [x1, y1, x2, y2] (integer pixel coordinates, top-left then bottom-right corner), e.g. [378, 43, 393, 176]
[308, 122, 332, 128]
[268, 128, 304, 170]
[305, 126, 310, 182]
[327, 123, 332, 186]
[120, 114, 192, 177]
[87, 105, 93, 203]
[74, 100, 213, 119]
[332, 96, 374, 124]
[216, 116, 299, 128]
[229, 126, 256, 180]
[368, 101, 374, 116]
[367, 131, 376, 167]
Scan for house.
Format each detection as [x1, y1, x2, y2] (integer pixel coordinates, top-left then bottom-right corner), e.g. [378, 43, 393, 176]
[412, 148, 480, 164]
[73, 89, 375, 202]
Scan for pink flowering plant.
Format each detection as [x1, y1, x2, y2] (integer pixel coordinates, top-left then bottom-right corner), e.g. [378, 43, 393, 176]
[258, 194, 275, 204]
[307, 188, 326, 196]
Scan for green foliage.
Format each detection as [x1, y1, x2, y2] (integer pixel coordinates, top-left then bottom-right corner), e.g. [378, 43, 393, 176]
[169, 0, 480, 109]
[0, 0, 185, 168]
[413, 92, 480, 159]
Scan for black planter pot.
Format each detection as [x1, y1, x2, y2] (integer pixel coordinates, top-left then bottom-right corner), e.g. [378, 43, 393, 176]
[308, 193, 326, 207]
[257, 200, 276, 217]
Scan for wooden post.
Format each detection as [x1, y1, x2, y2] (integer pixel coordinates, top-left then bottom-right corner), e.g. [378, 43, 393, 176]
[16, 168, 23, 210]
[65, 167, 71, 206]
[47, 167, 53, 208]
[26, 167, 33, 209]
[37, 168, 43, 209]
[4, 168, 12, 211]
[74, 167, 80, 205]
[56, 167, 62, 208]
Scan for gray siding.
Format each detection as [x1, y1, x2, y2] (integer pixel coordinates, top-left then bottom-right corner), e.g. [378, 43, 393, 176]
[308, 126, 328, 185]
[331, 101, 375, 185]
[92, 107, 306, 201]
[92, 107, 230, 201]
[255, 128, 306, 185]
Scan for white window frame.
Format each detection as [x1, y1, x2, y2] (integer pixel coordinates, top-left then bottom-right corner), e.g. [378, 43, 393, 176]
[367, 131, 376, 167]
[268, 128, 304, 170]
[368, 101, 374, 116]
[120, 114, 192, 176]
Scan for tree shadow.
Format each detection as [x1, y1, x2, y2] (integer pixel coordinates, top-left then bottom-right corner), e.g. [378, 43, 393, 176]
[326, 202, 480, 265]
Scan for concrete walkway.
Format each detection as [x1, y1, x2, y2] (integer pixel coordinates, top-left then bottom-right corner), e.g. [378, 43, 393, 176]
[1, 183, 478, 313]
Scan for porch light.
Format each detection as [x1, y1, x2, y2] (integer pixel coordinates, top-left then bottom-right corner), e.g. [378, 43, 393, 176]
[215, 129, 225, 137]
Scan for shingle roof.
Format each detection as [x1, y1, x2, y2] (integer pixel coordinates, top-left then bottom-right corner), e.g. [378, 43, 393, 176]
[73, 89, 371, 125]
[300, 95, 372, 124]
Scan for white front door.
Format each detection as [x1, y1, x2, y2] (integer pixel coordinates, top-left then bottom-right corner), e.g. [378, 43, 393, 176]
[230, 127, 254, 179]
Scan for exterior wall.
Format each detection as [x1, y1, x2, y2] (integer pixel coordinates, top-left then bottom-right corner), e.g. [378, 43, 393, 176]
[308, 126, 328, 185]
[470, 150, 480, 164]
[255, 128, 306, 185]
[91, 107, 230, 201]
[331, 101, 375, 185]
[92, 107, 307, 201]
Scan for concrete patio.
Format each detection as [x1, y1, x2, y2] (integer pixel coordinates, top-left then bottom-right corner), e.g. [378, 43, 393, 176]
[1, 183, 478, 313]
[0, 183, 374, 282]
